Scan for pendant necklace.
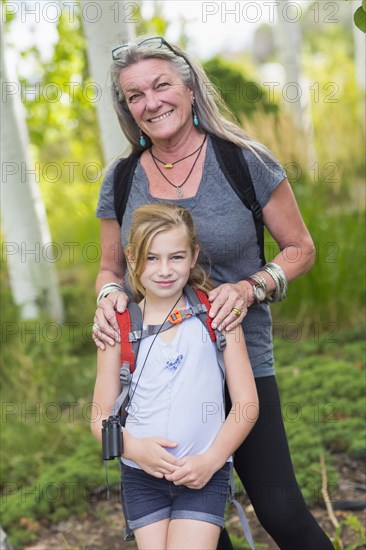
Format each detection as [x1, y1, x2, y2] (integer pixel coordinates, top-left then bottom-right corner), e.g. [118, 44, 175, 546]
[150, 138, 206, 169]
[149, 134, 207, 198]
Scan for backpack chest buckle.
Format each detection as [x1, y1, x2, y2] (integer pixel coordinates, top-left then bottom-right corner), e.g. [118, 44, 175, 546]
[168, 309, 191, 325]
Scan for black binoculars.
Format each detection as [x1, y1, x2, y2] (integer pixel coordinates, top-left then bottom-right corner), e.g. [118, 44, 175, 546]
[102, 415, 123, 460]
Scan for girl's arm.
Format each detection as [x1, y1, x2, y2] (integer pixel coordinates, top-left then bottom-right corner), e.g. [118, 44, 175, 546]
[91, 344, 123, 443]
[91, 344, 180, 476]
[205, 324, 259, 467]
[165, 325, 258, 488]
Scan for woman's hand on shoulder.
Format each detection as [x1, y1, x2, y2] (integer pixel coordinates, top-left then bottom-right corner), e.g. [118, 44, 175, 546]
[208, 282, 254, 332]
[93, 290, 129, 350]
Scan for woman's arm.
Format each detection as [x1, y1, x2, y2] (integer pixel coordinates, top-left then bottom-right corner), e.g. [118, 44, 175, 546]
[209, 178, 316, 331]
[165, 325, 258, 488]
[93, 219, 129, 349]
[96, 219, 125, 293]
[242, 177, 316, 293]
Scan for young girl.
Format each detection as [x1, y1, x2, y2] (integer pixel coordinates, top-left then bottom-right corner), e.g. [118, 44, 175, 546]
[91, 202, 258, 550]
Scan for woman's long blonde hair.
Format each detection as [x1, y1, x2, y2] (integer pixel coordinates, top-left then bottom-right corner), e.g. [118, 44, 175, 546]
[125, 202, 214, 301]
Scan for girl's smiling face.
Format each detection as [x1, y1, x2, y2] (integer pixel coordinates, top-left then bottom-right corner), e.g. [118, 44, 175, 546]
[138, 225, 199, 302]
[119, 58, 194, 144]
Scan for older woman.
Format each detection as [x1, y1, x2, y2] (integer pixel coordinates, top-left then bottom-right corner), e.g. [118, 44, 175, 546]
[93, 36, 334, 550]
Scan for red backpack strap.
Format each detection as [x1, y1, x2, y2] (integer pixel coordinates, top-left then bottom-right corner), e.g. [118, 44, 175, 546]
[191, 287, 216, 343]
[116, 309, 135, 373]
[188, 286, 226, 351]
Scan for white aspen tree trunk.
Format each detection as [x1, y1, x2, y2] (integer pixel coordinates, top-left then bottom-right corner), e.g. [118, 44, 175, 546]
[80, 0, 134, 163]
[276, 1, 315, 162]
[275, 1, 304, 128]
[1, 23, 64, 322]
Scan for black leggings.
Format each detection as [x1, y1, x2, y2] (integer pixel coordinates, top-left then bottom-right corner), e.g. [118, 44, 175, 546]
[218, 376, 334, 550]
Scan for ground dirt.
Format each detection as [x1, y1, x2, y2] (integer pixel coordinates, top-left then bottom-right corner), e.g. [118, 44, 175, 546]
[23, 454, 365, 550]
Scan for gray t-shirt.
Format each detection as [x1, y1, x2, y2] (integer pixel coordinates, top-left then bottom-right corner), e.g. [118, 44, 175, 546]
[96, 136, 287, 377]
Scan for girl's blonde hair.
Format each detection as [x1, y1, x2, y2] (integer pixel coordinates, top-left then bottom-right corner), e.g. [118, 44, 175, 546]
[125, 202, 214, 301]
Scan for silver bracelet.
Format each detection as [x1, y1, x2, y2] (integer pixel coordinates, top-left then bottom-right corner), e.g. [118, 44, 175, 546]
[263, 266, 281, 302]
[267, 262, 288, 298]
[250, 274, 268, 292]
[97, 283, 125, 305]
[262, 263, 288, 302]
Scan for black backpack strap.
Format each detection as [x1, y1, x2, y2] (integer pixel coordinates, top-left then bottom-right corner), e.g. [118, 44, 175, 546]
[210, 134, 266, 265]
[113, 153, 141, 226]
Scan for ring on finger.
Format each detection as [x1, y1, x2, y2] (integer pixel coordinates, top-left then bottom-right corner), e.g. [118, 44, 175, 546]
[92, 322, 100, 333]
[231, 307, 242, 317]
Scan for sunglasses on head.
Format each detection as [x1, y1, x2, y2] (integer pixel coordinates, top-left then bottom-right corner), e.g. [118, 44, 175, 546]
[112, 36, 182, 61]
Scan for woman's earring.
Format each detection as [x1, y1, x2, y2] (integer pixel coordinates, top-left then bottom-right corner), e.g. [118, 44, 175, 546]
[139, 129, 146, 147]
[192, 105, 199, 127]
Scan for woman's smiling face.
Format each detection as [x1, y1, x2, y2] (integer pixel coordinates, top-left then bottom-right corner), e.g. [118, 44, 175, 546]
[119, 58, 194, 144]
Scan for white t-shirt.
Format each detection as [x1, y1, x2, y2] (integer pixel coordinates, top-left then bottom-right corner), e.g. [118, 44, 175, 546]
[122, 314, 226, 469]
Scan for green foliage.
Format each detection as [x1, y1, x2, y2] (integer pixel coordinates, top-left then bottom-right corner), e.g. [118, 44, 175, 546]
[135, 0, 168, 37]
[229, 533, 268, 549]
[18, 4, 103, 260]
[354, 5, 366, 32]
[21, 11, 101, 159]
[274, 330, 365, 505]
[271, 207, 365, 330]
[203, 57, 279, 121]
[0, 267, 108, 547]
[334, 515, 366, 550]
[303, 46, 364, 182]
[135, 0, 190, 48]
[1, 435, 120, 548]
[346, 0, 366, 32]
